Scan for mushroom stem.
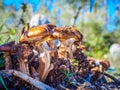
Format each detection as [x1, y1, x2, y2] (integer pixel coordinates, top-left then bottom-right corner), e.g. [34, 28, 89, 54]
[19, 58, 29, 75]
[58, 39, 76, 59]
[57, 40, 68, 59]
[66, 38, 76, 59]
[37, 42, 55, 82]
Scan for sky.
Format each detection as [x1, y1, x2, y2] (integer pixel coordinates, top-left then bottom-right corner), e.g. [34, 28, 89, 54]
[2, 0, 120, 32]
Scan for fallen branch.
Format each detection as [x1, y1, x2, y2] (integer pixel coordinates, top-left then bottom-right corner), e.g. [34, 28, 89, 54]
[2, 69, 55, 90]
[104, 72, 120, 85]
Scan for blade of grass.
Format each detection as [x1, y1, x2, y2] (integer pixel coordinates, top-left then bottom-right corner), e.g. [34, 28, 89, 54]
[0, 19, 7, 32]
[0, 75, 8, 90]
[0, 14, 11, 32]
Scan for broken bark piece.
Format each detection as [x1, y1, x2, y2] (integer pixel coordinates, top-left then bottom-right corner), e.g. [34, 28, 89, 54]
[12, 43, 33, 74]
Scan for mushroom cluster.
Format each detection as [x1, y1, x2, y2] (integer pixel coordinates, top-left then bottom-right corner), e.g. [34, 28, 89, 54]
[19, 24, 83, 82]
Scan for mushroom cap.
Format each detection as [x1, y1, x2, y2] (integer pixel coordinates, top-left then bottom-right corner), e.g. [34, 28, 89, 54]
[19, 24, 56, 43]
[52, 26, 83, 41]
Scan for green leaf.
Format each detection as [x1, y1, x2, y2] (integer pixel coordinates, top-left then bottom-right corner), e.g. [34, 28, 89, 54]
[61, 70, 68, 76]
[68, 73, 75, 77]
[9, 29, 16, 35]
[0, 75, 8, 90]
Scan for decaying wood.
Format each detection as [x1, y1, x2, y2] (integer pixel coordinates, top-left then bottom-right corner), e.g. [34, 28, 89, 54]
[2, 69, 55, 90]
[4, 52, 12, 69]
[0, 42, 15, 69]
[12, 43, 33, 75]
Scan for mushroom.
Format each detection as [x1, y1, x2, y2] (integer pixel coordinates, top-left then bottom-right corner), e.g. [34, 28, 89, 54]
[57, 39, 75, 59]
[37, 42, 56, 82]
[51, 26, 83, 59]
[19, 24, 85, 81]
[65, 38, 76, 59]
[19, 24, 56, 43]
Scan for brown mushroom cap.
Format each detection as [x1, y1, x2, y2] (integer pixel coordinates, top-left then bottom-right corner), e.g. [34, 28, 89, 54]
[19, 24, 56, 43]
[52, 26, 83, 42]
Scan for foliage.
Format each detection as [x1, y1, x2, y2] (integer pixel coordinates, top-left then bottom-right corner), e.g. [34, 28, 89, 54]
[61, 70, 75, 83]
[79, 26, 120, 60]
[77, 16, 113, 58]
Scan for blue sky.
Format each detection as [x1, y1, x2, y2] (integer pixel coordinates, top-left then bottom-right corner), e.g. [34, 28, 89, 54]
[2, 0, 120, 31]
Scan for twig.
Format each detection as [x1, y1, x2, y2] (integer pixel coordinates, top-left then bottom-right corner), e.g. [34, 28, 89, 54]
[104, 72, 120, 85]
[2, 69, 55, 90]
[58, 84, 69, 90]
[73, 6, 82, 25]
[16, 3, 27, 27]
[0, 31, 9, 35]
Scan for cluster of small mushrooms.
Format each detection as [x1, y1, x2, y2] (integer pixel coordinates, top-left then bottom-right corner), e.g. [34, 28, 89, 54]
[19, 24, 84, 81]
[0, 24, 110, 88]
